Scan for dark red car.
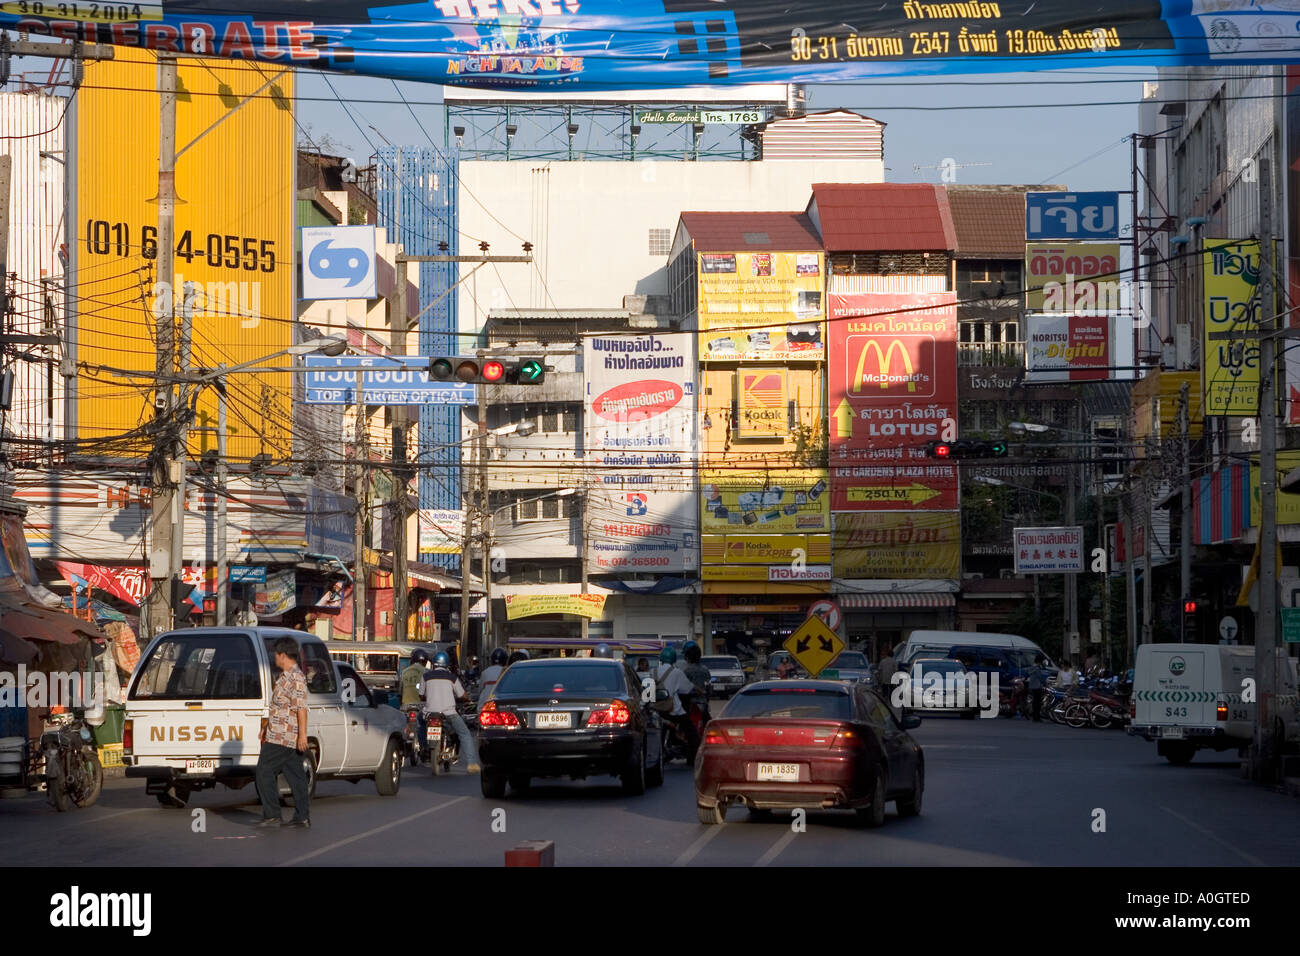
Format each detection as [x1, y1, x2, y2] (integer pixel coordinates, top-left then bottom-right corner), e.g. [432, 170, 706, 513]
[694, 679, 924, 826]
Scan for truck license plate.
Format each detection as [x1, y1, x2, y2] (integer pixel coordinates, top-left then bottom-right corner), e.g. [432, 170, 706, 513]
[757, 763, 800, 782]
[1163, 727, 1184, 739]
[185, 759, 216, 774]
[536, 712, 571, 729]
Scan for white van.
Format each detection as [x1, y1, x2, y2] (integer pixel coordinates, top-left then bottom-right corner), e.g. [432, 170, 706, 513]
[898, 630, 1052, 673]
[1128, 643, 1300, 765]
[124, 627, 407, 807]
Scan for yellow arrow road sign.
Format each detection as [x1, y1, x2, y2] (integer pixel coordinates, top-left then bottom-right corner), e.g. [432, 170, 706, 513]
[783, 614, 846, 678]
[846, 484, 940, 505]
[832, 399, 854, 440]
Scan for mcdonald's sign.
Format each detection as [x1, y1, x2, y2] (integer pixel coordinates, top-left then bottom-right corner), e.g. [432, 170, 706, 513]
[849, 336, 934, 397]
[827, 291, 958, 514]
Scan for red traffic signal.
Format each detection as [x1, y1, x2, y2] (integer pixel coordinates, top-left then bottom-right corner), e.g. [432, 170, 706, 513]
[1183, 600, 1197, 614]
[481, 360, 506, 382]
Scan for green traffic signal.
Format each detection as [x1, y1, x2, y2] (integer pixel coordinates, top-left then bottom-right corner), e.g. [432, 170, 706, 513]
[514, 359, 545, 384]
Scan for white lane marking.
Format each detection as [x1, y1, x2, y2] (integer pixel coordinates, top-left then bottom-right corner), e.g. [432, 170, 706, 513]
[753, 829, 797, 867]
[918, 745, 997, 750]
[672, 822, 726, 866]
[276, 797, 468, 866]
[1159, 806, 1265, 865]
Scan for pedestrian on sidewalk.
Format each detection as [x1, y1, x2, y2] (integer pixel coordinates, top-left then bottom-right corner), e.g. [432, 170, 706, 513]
[877, 646, 899, 689]
[1027, 655, 1046, 722]
[255, 638, 311, 829]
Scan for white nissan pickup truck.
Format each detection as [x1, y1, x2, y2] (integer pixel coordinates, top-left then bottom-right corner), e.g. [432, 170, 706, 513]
[123, 627, 406, 808]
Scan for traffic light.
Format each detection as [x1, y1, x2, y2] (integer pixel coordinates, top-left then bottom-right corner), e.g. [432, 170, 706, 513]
[924, 440, 1009, 459]
[427, 357, 544, 385]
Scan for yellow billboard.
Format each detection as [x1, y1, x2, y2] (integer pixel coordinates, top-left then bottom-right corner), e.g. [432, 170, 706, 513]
[698, 251, 824, 361]
[76, 49, 296, 461]
[1202, 241, 1263, 416]
[700, 468, 829, 534]
[833, 511, 961, 579]
[1024, 242, 1121, 311]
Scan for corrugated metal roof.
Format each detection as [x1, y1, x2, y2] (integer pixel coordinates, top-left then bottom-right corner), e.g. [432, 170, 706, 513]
[945, 186, 1028, 259]
[828, 274, 949, 294]
[678, 211, 822, 252]
[809, 183, 956, 252]
[761, 109, 885, 162]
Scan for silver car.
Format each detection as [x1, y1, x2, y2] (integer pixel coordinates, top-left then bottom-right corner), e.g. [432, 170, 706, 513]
[701, 655, 746, 698]
[823, 650, 874, 685]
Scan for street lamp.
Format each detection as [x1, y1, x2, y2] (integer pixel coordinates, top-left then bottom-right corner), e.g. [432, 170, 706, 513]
[971, 474, 1061, 504]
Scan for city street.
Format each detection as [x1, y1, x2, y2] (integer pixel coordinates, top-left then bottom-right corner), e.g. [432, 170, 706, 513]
[4, 716, 1297, 867]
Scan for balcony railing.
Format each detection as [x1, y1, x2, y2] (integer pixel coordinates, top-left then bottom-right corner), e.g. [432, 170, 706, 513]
[958, 342, 1026, 367]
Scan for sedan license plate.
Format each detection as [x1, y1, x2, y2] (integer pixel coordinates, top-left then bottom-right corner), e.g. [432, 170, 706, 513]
[1162, 727, 1184, 739]
[535, 712, 572, 729]
[756, 762, 800, 782]
[185, 759, 216, 774]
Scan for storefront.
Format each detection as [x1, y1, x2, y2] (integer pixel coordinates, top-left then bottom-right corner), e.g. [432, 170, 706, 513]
[702, 588, 831, 658]
[495, 588, 694, 656]
[837, 591, 957, 661]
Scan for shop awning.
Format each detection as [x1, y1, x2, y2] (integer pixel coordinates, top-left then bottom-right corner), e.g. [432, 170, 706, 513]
[837, 593, 955, 609]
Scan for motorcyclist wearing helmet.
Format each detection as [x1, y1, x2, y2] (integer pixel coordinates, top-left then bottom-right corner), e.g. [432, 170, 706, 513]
[592, 643, 614, 658]
[655, 646, 699, 760]
[477, 647, 509, 713]
[507, 649, 530, 666]
[419, 651, 480, 773]
[680, 643, 713, 728]
[401, 649, 430, 707]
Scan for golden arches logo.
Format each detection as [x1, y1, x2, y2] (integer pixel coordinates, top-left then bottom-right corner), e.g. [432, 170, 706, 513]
[852, 339, 917, 393]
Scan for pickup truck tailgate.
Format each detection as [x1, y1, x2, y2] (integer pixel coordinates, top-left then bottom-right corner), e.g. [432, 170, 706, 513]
[127, 699, 264, 766]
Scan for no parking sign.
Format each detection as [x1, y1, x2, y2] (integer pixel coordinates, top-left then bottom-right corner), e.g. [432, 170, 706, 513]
[806, 598, 843, 636]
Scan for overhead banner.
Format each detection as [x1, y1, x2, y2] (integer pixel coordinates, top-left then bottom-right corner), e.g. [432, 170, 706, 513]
[11, 4, 1300, 88]
[698, 251, 824, 362]
[586, 483, 698, 574]
[75, 48, 295, 462]
[1202, 240, 1261, 416]
[1024, 242, 1121, 312]
[1025, 314, 1112, 382]
[832, 512, 960, 579]
[827, 291, 958, 512]
[504, 593, 607, 620]
[700, 468, 830, 534]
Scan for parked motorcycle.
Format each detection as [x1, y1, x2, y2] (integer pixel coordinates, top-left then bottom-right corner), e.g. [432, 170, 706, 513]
[999, 677, 1027, 718]
[1087, 682, 1131, 729]
[41, 709, 103, 812]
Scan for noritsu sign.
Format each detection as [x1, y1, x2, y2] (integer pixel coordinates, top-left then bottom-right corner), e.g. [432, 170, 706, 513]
[1013, 526, 1084, 573]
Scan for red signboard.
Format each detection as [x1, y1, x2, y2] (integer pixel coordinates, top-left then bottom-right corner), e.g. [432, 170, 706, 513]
[828, 291, 959, 512]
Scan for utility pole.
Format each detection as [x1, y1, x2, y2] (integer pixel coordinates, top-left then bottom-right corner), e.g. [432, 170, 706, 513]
[215, 378, 228, 625]
[478, 349, 492, 656]
[145, 53, 178, 639]
[1254, 157, 1279, 782]
[352, 378, 368, 641]
[1141, 440, 1154, 647]
[391, 253, 410, 642]
[0, 155, 10, 326]
[1065, 409, 1078, 662]
[580, 490, 589, 643]
[1178, 381, 1192, 640]
[1123, 490, 1138, 667]
[168, 282, 195, 626]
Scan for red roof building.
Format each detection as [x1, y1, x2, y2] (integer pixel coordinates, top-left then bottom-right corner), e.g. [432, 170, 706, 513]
[807, 183, 956, 253]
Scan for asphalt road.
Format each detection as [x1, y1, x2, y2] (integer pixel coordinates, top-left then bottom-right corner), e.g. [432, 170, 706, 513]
[3, 715, 1297, 867]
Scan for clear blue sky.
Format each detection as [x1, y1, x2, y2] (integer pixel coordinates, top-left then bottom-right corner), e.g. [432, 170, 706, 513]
[299, 66, 1151, 193]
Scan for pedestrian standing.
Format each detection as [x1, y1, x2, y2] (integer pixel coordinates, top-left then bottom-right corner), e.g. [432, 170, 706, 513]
[877, 647, 898, 688]
[255, 637, 312, 829]
[1027, 654, 1046, 722]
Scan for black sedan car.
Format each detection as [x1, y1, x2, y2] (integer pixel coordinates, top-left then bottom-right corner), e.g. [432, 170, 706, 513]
[477, 658, 664, 798]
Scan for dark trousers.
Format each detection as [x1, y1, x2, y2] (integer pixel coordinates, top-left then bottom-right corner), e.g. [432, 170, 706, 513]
[256, 742, 310, 821]
[668, 712, 700, 761]
[1030, 688, 1043, 721]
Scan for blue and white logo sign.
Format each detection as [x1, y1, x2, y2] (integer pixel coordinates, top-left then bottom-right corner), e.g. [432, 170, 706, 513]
[301, 226, 377, 300]
[1026, 192, 1121, 240]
